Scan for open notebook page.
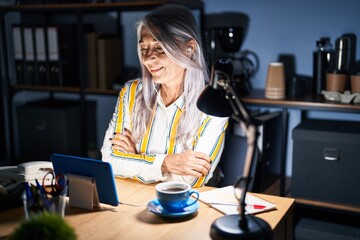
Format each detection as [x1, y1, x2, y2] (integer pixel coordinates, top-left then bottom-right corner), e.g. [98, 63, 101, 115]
[199, 186, 276, 215]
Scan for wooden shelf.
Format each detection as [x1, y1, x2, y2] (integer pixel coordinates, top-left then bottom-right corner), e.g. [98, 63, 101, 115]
[242, 89, 360, 113]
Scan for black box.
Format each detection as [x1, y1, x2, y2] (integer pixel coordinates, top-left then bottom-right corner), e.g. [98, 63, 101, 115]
[17, 99, 97, 162]
[291, 119, 360, 207]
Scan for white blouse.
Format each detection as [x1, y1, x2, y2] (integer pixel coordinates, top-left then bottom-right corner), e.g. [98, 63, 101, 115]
[101, 79, 228, 187]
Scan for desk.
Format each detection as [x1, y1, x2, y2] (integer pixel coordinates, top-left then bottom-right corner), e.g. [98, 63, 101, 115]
[242, 89, 360, 197]
[0, 178, 295, 240]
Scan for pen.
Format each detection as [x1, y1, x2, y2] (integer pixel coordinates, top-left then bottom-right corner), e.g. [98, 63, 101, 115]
[246, 204, 266, 209]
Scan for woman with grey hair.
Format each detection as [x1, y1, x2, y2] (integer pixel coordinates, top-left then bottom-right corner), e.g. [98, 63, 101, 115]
[101, 4, 228, 187]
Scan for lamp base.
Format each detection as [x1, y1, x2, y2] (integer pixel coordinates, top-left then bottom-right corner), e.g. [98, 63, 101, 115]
[210, 214, 273, 240]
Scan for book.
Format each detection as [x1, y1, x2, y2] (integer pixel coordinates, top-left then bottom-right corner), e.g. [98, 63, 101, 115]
[199, 186, 276, 215]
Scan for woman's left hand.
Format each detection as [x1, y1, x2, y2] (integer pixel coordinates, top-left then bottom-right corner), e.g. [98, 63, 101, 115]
[111, 129, 137, 154]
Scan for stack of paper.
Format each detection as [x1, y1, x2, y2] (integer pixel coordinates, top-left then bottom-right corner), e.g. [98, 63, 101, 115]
[199, 186, 276, 215]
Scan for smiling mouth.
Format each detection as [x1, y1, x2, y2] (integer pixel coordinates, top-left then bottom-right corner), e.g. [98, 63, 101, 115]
[150, 66, 163, 73]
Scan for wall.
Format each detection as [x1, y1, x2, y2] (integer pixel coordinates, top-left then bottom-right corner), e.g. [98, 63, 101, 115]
[204, 0, 360, 88]
[202, 0, 360, 176]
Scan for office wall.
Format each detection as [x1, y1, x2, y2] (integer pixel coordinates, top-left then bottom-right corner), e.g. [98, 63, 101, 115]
[204, 0, 360, 89]
[203, 0, 360, 176]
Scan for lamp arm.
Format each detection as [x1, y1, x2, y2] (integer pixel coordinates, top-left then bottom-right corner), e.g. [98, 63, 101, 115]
[224, 82, 252, 126]
[224, 82, 260, 230]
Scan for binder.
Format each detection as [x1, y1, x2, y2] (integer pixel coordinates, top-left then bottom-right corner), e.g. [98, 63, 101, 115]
[23, 27, 36, 84]
[47, 25, 82, 87]
[97, 35, 122, 90]
[12, 26, 25, 84]
[46, 26, 62, 86]
[56, 24, 79, 87]
[34, 27, 48, 85]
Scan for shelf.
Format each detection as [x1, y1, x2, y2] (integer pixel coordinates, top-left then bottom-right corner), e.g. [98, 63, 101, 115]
[242, 89, 360, 113]
[13, 84, 119, 95]
[294, 197, 360, 214]
[264, 178, 360, 215]
[0, 0, 204, 13]
[1, 0, 204, 165]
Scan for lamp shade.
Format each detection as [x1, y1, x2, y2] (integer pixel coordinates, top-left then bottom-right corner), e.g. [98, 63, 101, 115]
[196, 85, 232, 117]
[196, 58, 234, 117]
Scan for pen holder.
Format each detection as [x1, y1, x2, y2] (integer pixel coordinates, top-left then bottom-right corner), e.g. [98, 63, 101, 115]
[22, 181, 68, 220]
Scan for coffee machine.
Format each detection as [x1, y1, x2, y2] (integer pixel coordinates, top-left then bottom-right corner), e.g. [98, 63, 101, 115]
[204, 12, 258, 94]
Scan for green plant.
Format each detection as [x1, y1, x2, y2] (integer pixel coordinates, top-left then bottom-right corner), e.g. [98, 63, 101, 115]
[10, 212, 76, 240]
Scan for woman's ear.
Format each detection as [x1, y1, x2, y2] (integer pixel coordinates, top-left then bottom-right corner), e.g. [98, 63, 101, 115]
[185, 39, 196, 57]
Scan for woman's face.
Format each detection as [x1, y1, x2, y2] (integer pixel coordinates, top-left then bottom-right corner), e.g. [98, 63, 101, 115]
[139, 27, 185, 87]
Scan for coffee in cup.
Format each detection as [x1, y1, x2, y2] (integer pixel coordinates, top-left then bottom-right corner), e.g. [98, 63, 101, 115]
[155, 182, 199, 212]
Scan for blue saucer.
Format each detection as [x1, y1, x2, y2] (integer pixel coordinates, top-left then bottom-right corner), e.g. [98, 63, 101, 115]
[147, 198, 199, 218]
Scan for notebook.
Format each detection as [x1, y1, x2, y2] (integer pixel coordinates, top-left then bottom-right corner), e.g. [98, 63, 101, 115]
[199, 186, 276, 215]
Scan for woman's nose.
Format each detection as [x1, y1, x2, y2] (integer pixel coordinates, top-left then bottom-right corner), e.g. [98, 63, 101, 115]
[143, 49, 157, 62]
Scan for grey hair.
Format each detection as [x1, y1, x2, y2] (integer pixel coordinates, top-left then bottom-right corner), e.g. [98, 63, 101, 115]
[132, 4, 209, 148]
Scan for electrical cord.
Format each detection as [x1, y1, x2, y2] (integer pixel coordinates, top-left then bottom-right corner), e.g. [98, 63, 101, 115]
[232, 49, 260, 80]
[118, 201, 146, 207]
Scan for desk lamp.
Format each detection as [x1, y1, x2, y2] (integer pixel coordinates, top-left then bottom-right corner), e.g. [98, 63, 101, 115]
[197, 59, 273, 240]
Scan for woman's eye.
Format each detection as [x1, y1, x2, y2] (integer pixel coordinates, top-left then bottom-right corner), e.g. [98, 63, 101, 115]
[140, 48, 147, 55]
[155, 47, 164, 54]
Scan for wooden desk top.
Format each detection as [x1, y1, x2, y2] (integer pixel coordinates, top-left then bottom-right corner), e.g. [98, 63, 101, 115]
[0, 178, 295, 240]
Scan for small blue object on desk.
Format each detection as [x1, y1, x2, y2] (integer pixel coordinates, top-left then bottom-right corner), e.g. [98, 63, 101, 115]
[51, 153, 119, 207]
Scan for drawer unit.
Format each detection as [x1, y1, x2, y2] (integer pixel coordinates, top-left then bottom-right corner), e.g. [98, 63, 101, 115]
[292, 119, 360, 207]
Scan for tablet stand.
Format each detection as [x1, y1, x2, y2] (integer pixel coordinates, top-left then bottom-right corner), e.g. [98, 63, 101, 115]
[67, 173, 100, 210]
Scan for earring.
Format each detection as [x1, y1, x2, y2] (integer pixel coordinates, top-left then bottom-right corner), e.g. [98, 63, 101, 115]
[187, 47, 192, 53]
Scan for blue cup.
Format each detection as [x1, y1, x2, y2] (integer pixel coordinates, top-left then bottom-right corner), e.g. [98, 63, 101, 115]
[155, 182, 199, 212]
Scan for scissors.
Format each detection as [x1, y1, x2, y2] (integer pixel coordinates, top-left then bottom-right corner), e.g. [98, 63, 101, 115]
[42, 172, 67, 196]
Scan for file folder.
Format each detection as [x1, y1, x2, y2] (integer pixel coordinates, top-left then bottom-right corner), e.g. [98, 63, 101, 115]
[23, 27, 36, 84]
[47, 26, 62, 86]
[34, 27, 48, 85]
[47, 25, 81, 87]
[12, 26, 25, 84]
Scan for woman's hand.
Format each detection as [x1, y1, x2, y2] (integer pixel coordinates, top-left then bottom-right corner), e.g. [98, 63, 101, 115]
[161, 150, 211, 177]
[111, 129, 137, 154]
